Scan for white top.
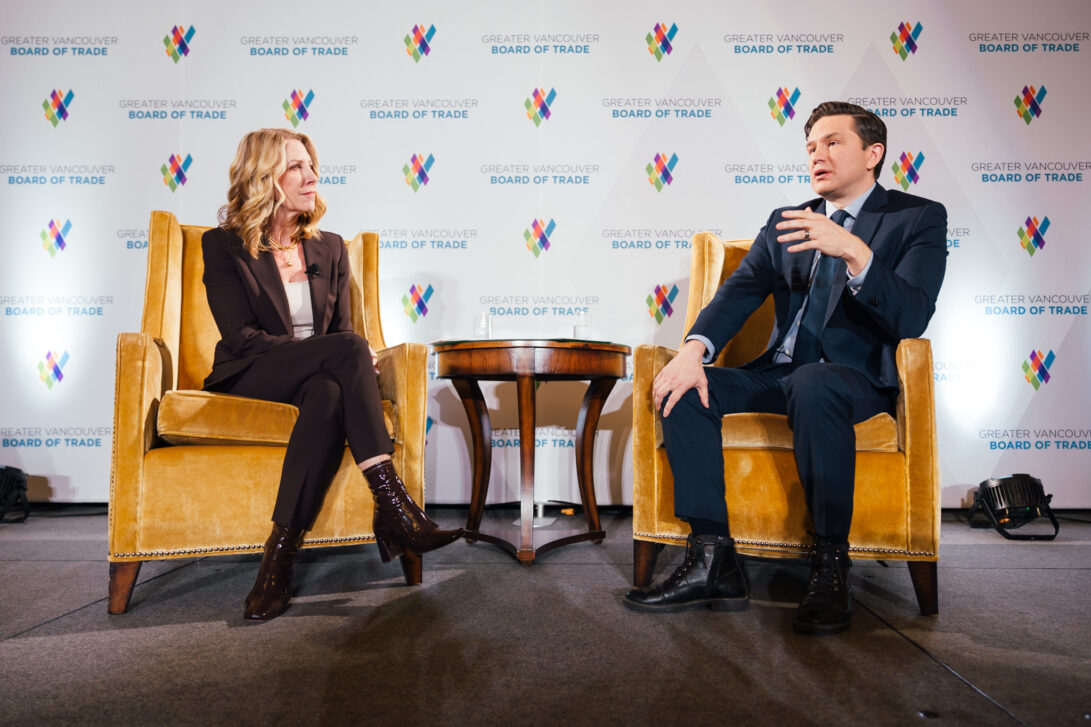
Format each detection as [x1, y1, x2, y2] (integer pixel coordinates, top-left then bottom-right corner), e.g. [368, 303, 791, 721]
[284, 280, 314, 339]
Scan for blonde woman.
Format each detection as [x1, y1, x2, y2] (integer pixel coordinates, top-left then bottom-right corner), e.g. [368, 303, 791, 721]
[203, 128, 462, 621]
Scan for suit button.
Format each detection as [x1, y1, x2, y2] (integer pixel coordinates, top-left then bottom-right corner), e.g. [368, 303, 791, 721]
[867, 298, 880, 307]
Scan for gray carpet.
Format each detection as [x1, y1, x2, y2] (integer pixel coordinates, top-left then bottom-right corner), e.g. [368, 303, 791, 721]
[1, 506, 1088, 726]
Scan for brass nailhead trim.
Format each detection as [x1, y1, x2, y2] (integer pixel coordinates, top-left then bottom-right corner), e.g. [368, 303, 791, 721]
[112, 535, 376, 559]
[633, 531, 934, 557]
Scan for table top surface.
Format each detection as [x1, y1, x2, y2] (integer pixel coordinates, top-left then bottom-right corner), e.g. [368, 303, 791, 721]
[432, 338, 631, 355]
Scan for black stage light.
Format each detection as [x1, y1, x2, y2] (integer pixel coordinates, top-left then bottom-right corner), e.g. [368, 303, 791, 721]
[967, 473, 1059, 540]
[0, 465, 30, 523]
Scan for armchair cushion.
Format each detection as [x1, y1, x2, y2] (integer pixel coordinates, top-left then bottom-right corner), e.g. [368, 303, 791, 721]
[718, 412, 897, 452]
[157, 389, 397, 447]
[652, 408, 897, 452]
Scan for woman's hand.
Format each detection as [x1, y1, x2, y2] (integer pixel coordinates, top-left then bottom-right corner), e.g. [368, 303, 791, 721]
[369, 345, 380, 374]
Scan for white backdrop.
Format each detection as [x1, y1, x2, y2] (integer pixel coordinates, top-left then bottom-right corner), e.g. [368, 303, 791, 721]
[1, 0, 1089, 507]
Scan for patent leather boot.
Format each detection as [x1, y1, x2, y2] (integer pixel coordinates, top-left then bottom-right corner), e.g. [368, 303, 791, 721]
[244, 523, 305, 621]
[623, 533, 748, 613]
[793, 537, 853, 635]
[363, 460, 464, 562]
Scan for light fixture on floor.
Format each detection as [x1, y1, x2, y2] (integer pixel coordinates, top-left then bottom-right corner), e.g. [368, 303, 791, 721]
[967, 473, 1059, 540]
[0, 465, 30, 522]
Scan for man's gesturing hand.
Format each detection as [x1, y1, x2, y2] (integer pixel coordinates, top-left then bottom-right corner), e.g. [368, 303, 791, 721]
[775, 208, 872, 276]
[653, 339, 710, 417]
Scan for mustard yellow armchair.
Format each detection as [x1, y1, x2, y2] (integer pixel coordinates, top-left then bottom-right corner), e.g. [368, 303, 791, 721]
[632, 233, 940, 615]
[108, 210, 429, 613]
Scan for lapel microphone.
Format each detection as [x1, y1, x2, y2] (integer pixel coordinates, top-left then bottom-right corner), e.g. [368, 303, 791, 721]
[305, 263, 321, 279]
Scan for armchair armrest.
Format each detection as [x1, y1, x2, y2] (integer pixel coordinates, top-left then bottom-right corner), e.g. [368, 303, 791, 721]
[109, 331, 171, 559]
[632, 344, 677, 537]
[375, 342, 428, 425]
[895, 338, 940, 557]
[375, 342, 429, 498]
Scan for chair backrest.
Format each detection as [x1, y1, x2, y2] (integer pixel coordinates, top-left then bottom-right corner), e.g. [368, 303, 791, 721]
[681, 233, 776, 369]
[142, 210, 386, 392]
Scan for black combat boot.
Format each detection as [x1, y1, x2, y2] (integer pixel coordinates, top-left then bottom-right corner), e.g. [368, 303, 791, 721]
[623, 533, 748, 613]
[793, 536, 853, 635]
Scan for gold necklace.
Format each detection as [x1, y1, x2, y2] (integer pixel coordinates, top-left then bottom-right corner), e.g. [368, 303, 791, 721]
[269, 238, 299, 267]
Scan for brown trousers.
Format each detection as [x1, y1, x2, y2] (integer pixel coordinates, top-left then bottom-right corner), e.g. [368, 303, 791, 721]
[209, 331, 393, 529]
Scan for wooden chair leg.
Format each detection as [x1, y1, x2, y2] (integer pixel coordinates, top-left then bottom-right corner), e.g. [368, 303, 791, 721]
[400, 551, 422, 585]
[633, 540, 661, 588]
[907, 561, 938, 616]
[108, 561, 142, 614]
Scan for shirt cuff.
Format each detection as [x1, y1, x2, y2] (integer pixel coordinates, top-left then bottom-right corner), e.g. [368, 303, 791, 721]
[684, 334, 716, 364]
[846, 254, 874, 295]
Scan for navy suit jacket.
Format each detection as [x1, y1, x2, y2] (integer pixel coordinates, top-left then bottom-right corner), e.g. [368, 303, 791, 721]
[688, 185, 947, 389]
[201, 226, 354, 389]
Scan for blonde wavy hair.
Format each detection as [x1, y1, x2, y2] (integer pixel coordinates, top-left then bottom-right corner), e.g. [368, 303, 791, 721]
[218, 128, 327, 258]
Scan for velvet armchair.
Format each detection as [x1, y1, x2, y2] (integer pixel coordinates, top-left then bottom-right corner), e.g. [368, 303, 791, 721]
[107, 210, 429, 613]
[631, 233, 941, 615]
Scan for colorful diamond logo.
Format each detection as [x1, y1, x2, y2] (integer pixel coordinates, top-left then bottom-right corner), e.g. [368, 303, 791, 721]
[1022, 349, 1055, 391]
[404, 24, 436, 62]
[646, 153, 679, 192]
[646, 22, 678, 62]
[43, 89, 74, 127]
[891, 151, 924, 191]
[40, 219, 71, 258]
[768, 87, 801, 126]
[1014, 85, 1047, 125]
[646, 284, 680, 324]
[523, 218, 556, 258]
[1017, 215, 1050, 257]
[161, 153, 192, 192]
[524, 88, 556, 127]
[283, 89, 315, 128]
[403, 153, 435, 192]
[38, 350, 69, 389]
[164, 24, 195, 63]
[402, 284, 434, 322]
[890, 21, 922, 60]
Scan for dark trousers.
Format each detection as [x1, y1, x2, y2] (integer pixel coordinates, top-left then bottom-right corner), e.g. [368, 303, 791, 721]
[660, 361, 895, 539]
[209, 331, 393, 530]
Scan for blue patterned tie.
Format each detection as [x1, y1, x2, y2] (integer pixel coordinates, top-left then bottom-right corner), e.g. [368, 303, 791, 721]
[791, 209, 850, 368]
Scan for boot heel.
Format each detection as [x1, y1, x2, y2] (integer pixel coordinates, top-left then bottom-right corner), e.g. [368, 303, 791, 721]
[364, 460, 465, 558]
[375, 532, 404, 563]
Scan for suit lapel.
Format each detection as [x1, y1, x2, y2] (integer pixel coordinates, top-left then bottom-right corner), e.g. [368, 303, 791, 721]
[304, 235, 332, 334]
[849, 184, 886, 251]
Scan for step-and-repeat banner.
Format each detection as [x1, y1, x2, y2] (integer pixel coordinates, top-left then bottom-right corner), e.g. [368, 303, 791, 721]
[2, 1, 1089, 506]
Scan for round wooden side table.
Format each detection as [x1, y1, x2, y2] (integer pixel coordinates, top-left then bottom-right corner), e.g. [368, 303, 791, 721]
[433, 339, 630, 564]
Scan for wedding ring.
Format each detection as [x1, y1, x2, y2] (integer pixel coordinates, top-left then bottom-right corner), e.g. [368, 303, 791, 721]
[804, 231, 811, 240]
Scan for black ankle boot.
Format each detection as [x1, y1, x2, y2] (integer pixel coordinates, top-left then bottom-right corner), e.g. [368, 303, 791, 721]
[623, 533, 748, 613]
[363, 460, 464, 562]
[244, 523, 305, 621]
[793, 537, 853, 635]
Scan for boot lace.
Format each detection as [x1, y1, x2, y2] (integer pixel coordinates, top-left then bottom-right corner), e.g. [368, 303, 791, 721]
[808, 546, 845, 594]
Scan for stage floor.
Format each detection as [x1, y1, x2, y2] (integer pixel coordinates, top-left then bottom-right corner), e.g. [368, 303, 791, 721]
[1, 506, 1088, 725]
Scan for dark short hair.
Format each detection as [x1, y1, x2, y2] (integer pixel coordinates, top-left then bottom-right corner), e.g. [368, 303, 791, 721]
[803, 101, 887, 180]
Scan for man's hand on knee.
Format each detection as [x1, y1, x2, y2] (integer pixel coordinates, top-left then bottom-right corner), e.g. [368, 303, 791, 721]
[653, 340, 710, 417]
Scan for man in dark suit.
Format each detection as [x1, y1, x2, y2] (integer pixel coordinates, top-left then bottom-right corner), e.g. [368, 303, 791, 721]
[624, 101, 947, 634]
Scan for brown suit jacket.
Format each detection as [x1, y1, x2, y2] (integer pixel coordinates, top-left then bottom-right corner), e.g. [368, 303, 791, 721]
[201, 226, 354, 389]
